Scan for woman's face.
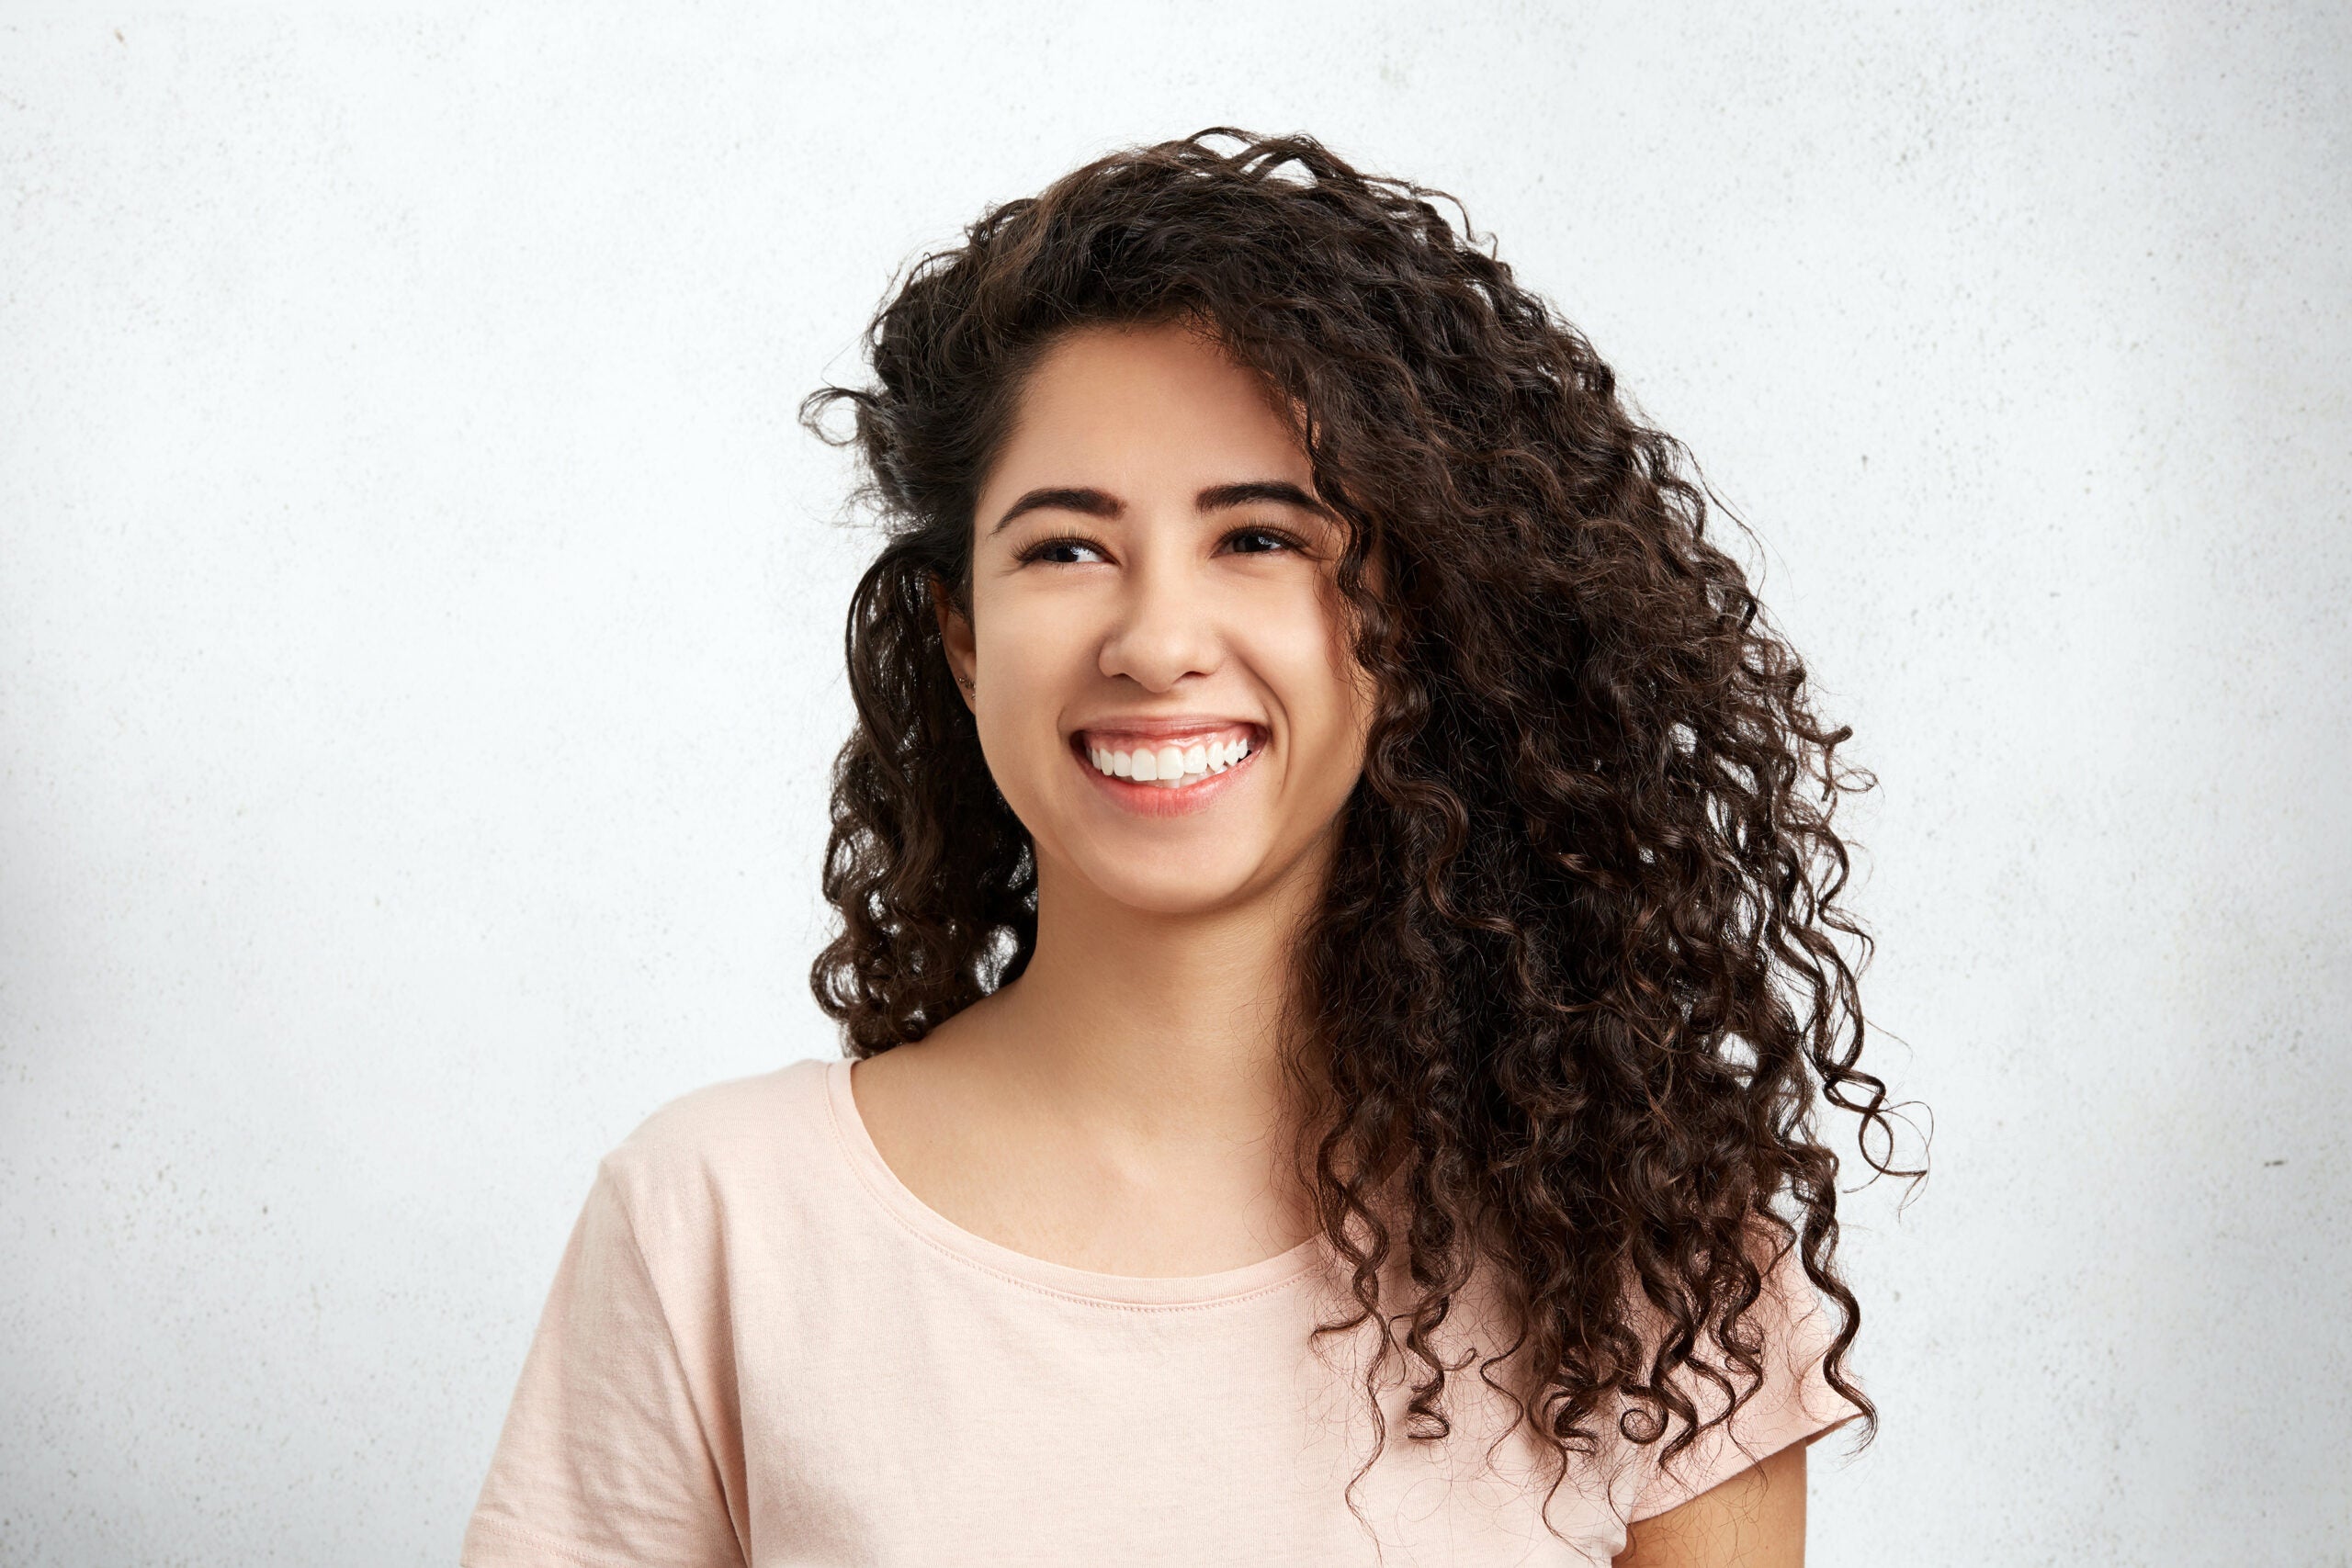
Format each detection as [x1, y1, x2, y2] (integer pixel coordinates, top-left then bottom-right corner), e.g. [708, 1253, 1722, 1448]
[939, 320, 1377, 918]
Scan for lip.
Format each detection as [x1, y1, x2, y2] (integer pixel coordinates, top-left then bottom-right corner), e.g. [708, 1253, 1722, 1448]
[1069, 726, 1264, 819]
[1069, 716, 1267, 747]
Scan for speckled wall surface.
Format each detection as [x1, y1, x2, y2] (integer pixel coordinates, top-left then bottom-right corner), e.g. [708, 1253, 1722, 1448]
[2, 5, 2344, 1563]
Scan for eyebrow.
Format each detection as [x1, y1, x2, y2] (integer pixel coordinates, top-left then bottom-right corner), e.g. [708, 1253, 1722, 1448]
[988, 479, 1331, 536]
[1198, 480, 1329, 516]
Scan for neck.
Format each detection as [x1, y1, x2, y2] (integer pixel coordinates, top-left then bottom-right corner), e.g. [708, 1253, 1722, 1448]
[976, 836, 1332, 1158]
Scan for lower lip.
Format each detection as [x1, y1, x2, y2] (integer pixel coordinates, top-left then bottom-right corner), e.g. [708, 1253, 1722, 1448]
[1072, 736, 1261, 818]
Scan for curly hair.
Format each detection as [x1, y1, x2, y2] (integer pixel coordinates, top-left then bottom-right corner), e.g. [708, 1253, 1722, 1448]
[800, 128, 1918, 1534]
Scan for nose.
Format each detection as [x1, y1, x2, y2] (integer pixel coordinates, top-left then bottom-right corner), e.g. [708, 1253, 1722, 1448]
[1097, 547, 1223, 693]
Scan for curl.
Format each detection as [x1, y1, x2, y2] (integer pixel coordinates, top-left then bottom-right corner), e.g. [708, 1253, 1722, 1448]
[803, 126, 1926, 1543]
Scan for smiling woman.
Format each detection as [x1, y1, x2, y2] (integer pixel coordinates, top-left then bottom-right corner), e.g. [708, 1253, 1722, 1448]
[460, 130, 1915, 1568]
[948, 321, 1374, 872]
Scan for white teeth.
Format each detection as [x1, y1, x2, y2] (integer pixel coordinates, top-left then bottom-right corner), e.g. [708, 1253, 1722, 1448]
[1083, 731, 1253, 787]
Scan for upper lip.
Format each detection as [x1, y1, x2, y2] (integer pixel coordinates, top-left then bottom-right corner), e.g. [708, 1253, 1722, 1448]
[1070, 715, 1265, 744]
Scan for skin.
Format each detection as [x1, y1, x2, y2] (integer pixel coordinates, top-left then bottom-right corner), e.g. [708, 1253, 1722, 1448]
[1618, 1442, 1808, 1567]
[848, 319, 1802, 1562]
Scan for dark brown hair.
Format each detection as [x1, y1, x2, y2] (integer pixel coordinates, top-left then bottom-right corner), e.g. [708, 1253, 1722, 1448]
[801, 128, 1918, 1533]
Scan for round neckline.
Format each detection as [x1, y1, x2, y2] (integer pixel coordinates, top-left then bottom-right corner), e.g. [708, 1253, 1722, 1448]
[823, 1056, 1329, 1309]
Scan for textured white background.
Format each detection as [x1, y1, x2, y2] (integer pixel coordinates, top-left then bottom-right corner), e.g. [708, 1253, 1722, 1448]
[3, 4, 2346, 1564]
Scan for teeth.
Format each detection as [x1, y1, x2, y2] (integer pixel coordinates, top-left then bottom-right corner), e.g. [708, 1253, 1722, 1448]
[1083, 730, 1253, 787]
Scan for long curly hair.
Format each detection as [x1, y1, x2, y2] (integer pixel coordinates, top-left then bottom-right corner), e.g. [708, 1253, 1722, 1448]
[800, 128, 1917, 1532]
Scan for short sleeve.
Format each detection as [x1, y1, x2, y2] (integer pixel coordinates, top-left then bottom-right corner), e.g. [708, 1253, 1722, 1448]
[1623, 1245, 1866, 1523]
[461, 1164, 746, 1568]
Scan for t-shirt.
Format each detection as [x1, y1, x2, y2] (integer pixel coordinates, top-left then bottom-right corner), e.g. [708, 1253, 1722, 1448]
[461, 1056, 1861, 1566]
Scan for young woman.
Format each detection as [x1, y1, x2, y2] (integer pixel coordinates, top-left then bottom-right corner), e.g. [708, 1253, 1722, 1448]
[462, 130, 1910, 1567]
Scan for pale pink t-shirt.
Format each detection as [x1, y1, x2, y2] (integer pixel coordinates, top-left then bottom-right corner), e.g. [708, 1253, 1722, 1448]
[461, 1057, 1860, 1566]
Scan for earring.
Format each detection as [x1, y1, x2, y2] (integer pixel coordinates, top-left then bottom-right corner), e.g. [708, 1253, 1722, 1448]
[955, 671, 976, 696]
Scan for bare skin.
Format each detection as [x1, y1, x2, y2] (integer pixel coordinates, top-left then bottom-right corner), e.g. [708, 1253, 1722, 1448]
[849, 319, 1804, 1562]
[1618, 1442, 1809, 1566]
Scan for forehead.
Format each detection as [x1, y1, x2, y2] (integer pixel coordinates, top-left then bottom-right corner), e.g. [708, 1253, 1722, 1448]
[983, 322, 1310, 496]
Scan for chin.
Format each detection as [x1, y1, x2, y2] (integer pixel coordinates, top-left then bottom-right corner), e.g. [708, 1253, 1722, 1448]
[1068, 853, 1264, 918]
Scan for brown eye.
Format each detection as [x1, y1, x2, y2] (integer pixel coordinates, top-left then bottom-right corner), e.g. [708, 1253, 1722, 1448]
[1225, 526, 1305, 556]
[1017, 535, 1109, 566]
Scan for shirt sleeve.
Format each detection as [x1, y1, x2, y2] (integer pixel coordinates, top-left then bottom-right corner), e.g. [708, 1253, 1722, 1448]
[460, 1162, 747, 1568]
[1623, 1242, 1866, 1523]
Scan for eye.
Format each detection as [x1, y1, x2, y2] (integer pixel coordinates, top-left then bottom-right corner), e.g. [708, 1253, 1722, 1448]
[1015, 534, 1110, 566]
[1222, 525, 1307, 557]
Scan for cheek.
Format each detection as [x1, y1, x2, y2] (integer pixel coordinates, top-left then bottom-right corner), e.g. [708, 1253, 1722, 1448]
[982, 605, 1096, 693]
[1256, 608, 1371, 761]
[970, 597, 1093, 773]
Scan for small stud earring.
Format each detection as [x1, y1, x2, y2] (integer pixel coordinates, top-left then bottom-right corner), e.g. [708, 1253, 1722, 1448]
[955, 671, 975, 696]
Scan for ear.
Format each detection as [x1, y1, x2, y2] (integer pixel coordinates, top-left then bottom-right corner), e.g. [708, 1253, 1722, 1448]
[928, 575, 976, 706]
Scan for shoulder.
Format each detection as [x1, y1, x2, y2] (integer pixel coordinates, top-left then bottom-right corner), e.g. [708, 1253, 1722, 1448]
[593, 1055, 843, 1250]
[615, 1055, 833, 1162]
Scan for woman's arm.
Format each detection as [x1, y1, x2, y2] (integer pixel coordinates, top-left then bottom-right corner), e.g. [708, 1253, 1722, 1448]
[1614, 1441, 1808, 1568]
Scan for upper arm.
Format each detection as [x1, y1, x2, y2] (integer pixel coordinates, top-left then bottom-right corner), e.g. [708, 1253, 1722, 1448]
[1613, 1233, 1863, 1559]
[1614, 1439, 1807, 1568]
[461, 1162, 747, 1568]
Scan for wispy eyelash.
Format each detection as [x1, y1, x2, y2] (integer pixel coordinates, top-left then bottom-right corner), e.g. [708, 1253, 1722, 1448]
[1227, 526, 1306, 552]
[1013, 526, 1306, 564]
[1013, 533, 1105, 564]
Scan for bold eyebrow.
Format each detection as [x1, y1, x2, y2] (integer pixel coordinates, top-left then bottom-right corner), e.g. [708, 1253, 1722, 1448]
[989, 486, 1124, 536]
[1196, 479, 1331, 516]
[989, 479, 1329, 536]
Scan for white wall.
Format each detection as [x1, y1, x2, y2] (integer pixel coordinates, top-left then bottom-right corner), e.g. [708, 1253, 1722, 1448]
[3, 5, 2345, 1562]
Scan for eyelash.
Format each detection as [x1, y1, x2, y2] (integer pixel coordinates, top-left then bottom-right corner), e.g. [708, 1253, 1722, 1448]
[1013, 525, 1307, 567]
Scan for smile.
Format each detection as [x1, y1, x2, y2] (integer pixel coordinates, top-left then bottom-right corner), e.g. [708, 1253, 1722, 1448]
[1069, 723, 1263, 815]
[1079, 726, 1254, 787]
